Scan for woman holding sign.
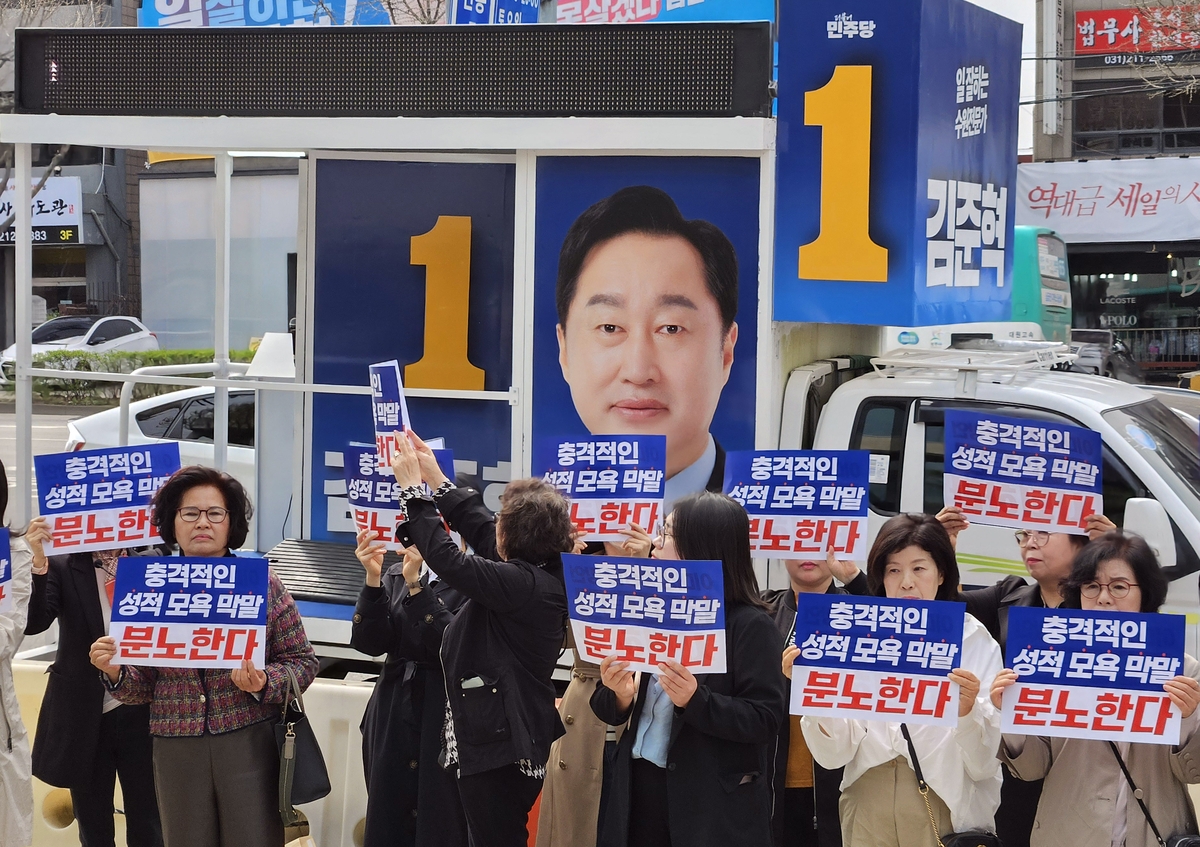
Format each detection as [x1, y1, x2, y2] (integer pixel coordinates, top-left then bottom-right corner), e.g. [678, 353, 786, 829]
[88, 466, 318, 847]
[800, 513, 1003, 846]
[591, 491, 786, 847]
[992, 531, 1200, 847]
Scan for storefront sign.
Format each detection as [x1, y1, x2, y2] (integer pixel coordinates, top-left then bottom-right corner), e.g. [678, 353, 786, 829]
[775, 0, 1021, 325]
[790, 594, 966, 726]
[1074, 8, 1200, 67]
[0, 177, 82, 245]
[1003, 606, 1185, 744]
[723, 450, 869, 561]
[562, 552, 727, 674]
[1018, 158, 1200, 243]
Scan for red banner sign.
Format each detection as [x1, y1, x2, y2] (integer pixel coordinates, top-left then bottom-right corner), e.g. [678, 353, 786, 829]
[1075, 8, 1200, 55]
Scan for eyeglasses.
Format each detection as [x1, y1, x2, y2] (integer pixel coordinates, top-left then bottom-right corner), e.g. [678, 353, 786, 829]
[652, 522, 673, 542]
[1080, 580, 1138, 600]
[1014, 530, 1051, 547]
[178, 507, 228, 523]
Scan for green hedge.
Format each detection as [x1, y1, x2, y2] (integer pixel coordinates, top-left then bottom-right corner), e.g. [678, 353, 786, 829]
[22, 349, 255, 404]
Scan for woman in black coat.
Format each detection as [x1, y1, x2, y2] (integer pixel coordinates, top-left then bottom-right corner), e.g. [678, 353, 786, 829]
[390, 430, 571, 847]
[591, 492, 786, 847]
[351, 537, 467, 847]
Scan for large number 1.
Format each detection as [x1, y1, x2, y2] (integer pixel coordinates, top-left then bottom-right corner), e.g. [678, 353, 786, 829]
[406, 215, 485, 391]
[798, 65, 889, 283]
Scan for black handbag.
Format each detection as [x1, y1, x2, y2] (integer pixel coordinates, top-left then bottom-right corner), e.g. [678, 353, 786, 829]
[900, 724, 1003, 847]
[1108, 741, 1200, 847]
[275, 666, 331, 831]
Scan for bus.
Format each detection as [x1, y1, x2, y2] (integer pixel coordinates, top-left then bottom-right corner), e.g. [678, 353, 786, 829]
[1012, 225, 1072, 342]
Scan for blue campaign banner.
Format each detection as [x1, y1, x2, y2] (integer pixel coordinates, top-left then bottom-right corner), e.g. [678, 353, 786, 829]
[310, 159, 515, 544]
[1006, 607, 1183, 694]
[562, 552, 726, 673]
[137, 0, 390, 27]
[943, 410, 1103, 532]
[451, 0, 538, 24]
[112, 556, 269, 626]
[556, 0, 772, 23]
[723, 450, 869, 517]
[0, 528, 11, 615]
[774, 0, 1021, 326]
[35, 444, 181, 516]
[533, 156, 760, 494]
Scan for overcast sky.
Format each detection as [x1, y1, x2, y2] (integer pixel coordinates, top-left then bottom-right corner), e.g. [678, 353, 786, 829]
[967, 0, 1037, 154]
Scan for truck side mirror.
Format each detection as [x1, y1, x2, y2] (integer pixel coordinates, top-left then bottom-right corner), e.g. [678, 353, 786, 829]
[1122, 498, 1176, 569]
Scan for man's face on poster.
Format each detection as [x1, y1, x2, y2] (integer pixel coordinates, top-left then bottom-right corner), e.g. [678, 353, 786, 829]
[557, 232, 737, 478]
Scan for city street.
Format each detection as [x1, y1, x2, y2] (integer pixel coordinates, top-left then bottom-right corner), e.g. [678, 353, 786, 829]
[0, 404, 101, 514]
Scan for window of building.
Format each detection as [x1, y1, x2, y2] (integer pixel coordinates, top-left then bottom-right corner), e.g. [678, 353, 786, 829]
[1072, 83, 1200, 156]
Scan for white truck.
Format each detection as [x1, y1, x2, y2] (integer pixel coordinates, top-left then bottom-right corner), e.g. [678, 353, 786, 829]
[779, 342, 1200, 649]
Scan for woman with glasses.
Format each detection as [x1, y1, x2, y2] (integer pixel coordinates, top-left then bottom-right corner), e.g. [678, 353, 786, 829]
[938, 507, 1115, 847]
[801, 514, 1003, 847]
[591, 492, 786, 847]
[88, 466, 318, 847]
[992, 531, 1200, 847]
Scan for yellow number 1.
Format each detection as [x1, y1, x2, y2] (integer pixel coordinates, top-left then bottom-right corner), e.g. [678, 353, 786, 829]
[406, 215, 485, 391]
[798, 65, 889, 283]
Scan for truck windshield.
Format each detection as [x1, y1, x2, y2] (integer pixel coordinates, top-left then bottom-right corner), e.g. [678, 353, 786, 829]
[1102, 399, 1200, 515]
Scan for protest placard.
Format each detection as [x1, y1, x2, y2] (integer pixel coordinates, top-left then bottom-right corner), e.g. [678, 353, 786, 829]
[0, 529, 11, 615]
[344, 443, 455, 551]
[724, 450, 869, 560]
[790, 594, 966, 726]
[35, 444, 181, 555]
[943, 410, 1102, 533]
[536, 436, 666, 543]
[369, 359, 411, 471]
[561, 552, 726, 674]
[1002, 606, 1185, 744]
[109, 556, 269, 669]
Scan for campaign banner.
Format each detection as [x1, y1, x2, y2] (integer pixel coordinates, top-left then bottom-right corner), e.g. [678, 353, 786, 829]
[110, 556, 269, 669]
[556, 0, 773, 23]
[1002, 607, 1185, 745]
[370, 360, 411, 472]
[724, 450, 869, 561]
[536, 435, 666, 543]
[0, 529, 11, 615]
[451, 0, 538, 24]
[562, 552, 726, 674]
[790, 594, 966, 726]
[137, 0, 390, 27]
[344, 444, 455, 551]
[35, 444, 182, 555]
[0, 177, 83, 245]
[1074, 7, 1200, 65]
[942, 410, 1102, 533]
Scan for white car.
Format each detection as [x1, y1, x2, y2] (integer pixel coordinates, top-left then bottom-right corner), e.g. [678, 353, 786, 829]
[1, 315, 159, 381]
[65, 386, 257, 499]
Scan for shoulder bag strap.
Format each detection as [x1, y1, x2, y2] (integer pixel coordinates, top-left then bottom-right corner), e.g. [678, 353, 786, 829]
[900, 723, 945, 847]
[277, 666, 304, 828]
[1108, 740, 1167, 847]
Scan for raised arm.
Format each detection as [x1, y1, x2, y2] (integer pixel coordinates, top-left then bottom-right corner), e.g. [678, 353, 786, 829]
[436, 486, 499, 560]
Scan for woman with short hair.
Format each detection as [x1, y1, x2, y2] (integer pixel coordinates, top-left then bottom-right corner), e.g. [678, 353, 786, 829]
[993, 531, 1200, 847]
[89, 465, 318, 847]
[591, 491, 786, 847]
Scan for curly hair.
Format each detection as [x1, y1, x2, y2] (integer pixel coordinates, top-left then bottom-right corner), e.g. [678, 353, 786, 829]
[866, 513, 962, 601]
[151, 465, 253, 551]
[497, 478, 574, 565]
[1062, 531, 1168, 613]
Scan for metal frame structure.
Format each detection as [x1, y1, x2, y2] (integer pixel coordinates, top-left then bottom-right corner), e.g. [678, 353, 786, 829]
[1, 113, 777, 533]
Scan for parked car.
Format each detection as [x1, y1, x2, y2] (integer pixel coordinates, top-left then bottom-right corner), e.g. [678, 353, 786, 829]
[1069, 328, 1145, 384]
[1, 315, 159, 381]
[65, 386, 256, 499]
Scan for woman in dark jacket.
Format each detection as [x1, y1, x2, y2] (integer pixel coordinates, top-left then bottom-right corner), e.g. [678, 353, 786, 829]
[390, 430, 571, 847]
[351, 534, 468, 847]
[591, 492, 786, 847]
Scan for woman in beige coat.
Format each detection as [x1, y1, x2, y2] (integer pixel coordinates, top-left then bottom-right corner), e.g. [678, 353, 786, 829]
[994, 532, 1200, 847]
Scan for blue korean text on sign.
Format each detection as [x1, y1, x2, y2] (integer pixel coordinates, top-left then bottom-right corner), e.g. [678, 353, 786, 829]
[535, 435, 666, 544]
[35, 444, 182, 556]
[344, 444, 455, 552]
[774, 0, 1021, 325]
[1003, 607, 1185, 744]
[562, 553, 726, 674]
[0, 529, 11, 615]
[790, 594, 966, 726]
[451, 0, 538, 24]
[137, 0, 392, 27]
[943, 410, 1103, 533]
[110, 556, 269, 670]
[724, 450, 869, 561]
[370, 360, 411, 471]
[555, 0, 772, 23]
